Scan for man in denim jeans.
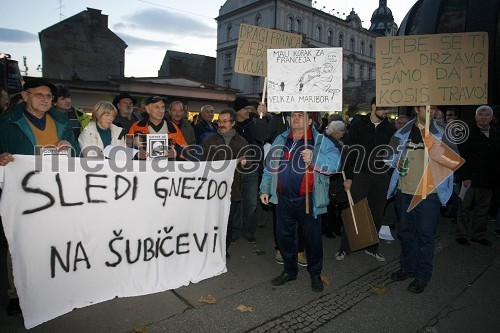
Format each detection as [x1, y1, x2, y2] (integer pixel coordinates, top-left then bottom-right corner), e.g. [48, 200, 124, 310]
[260, 112, 340, 292]
[387, 106, 462, 293]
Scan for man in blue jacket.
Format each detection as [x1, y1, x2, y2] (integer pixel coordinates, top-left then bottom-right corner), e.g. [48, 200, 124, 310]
[386, 105, 462, 293]
[259, 111, 340, 292]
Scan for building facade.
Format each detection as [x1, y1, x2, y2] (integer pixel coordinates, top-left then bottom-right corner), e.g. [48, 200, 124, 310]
[39, 8, 127, 81]
[158, 51, 216, 85]
[215, 0, 396, 110]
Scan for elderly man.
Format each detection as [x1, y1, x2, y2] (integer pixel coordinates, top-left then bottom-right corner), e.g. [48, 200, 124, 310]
[112, 92, 141, 133]
[0, 78, 80, 315]
[194, 104, 217, 144]
[260, 111, 340, 292]
[456, 105, 500, 247]
[395, 115, 410, 130]
[169, 100, 196, 145]
[52, 84, 90, 138]
[201, 108, 248, 258]
[129, 96, 187, 159]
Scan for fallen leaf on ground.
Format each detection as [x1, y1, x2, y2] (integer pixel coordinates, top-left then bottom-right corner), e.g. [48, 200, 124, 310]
[198, 294, 217, 304]
[253, 249, 266, 255]
[369, 284, 388, 294]
[236, 304, 254, 313]
[320, 275, 331, 285]
[133, 327, 148, 333]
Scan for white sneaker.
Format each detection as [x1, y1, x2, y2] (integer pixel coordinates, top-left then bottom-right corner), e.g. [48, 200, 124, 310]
[365, 250, 386, 262]
[297, 252, 308, 267]
[335, 250, 346, 261]
[275, 250, 284, 264]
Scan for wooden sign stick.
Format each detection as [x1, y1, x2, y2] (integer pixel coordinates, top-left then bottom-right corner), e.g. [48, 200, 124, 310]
[422, 105, 430, 199]
[260, 77, 267, 119]
[304, 111, 309, 214]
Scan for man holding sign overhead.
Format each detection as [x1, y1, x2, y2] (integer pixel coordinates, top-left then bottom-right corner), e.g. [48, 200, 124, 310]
[259, 112, 340, 293]
[386, 105, 463, 293]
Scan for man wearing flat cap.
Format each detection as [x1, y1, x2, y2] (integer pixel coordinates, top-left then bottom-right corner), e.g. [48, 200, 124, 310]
[129, 96, 187, 159]
[112, 92, 141, 133]
[0, 78, 80, 316]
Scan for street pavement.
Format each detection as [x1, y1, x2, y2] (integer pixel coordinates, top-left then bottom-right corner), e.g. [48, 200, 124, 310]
[1, 216, 499, 332]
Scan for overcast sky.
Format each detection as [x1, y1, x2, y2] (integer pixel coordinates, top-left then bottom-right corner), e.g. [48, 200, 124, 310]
[0, 0, 416, 78]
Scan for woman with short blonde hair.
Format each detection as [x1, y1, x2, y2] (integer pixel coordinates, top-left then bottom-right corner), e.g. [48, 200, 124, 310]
[78, 101, 126, 158]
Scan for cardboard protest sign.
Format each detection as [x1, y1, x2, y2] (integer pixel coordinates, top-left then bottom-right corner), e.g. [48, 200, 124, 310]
[235, 23, 302, 76]
[0, 156, 236, 329]
[267, 47, 343, 112]
[376, 32, 488, 106]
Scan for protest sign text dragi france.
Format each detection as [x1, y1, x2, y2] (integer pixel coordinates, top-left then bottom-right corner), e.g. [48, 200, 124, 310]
[235, 23, 302, 76]
[0, 156, 236, 329]
[376, 32, 488, 106]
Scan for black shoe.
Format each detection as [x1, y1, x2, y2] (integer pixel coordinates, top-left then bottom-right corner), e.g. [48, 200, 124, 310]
[391, 269, 415, 282]
[470, 238, 492, 246]
[7, 298, 21, 316]
[311, 275, 324, 293]
[324, 232, 336, 239]
[271, 272, 297, 286]
[456, 238, 470, 246]
[407, 279, 427, 294]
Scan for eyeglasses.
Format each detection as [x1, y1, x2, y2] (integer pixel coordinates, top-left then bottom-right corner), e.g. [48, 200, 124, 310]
[26, 91, 53, 100]
[217, 119, 232, 124]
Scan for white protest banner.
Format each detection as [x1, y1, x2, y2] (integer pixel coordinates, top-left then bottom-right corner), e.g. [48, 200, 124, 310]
[267, 48, 343, 112]
[0, 156, 236, 329]
[376, 32, 488, 106]
[235, 23, 302, 76]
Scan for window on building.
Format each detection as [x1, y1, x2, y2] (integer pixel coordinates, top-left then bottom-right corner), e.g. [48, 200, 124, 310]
[296, 19, 302, 34]
[348, 63, 353, 77]
[225, 52, 232, 68]
[225, 79, 231, 88]
[350, 37, 355, 52]
[227, 25, 232, 41]
[327, 29, 333, 45]
[252, 76, 260, 94]
[359, 66, 364, 80]
[255, 14, 262, 26]
[316, 26, 322, 41]
[368, 67, 372, 79]
[369, 43, 374, 57]
[360, 41, 365, 55]
[338, 33, 344, 47]
[288, 16, 293, 32]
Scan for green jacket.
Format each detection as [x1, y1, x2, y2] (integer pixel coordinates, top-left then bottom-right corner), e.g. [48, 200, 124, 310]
[0, 102, 80, 156]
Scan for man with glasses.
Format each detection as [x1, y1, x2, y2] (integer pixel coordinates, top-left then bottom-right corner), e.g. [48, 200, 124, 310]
[200, 108, 248, 258]
[0, 78, 80, 316]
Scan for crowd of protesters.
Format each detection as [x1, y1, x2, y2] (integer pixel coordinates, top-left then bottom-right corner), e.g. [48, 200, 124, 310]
[0, 78, 499, 316]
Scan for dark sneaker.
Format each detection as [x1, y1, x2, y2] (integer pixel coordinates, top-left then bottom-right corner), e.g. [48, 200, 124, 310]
[271, 272, 297, 286]
[407, 279, 427, 294]
[275, 250, 284, 264]
[470, 238, 492, 246]
[311, 275, 324, 293]
[7, 298, 21, 316]
[231, 237, 240, 245]
[456, 238, 470, 246]
[246, 237, 257, 244]
[391, 269, 415, 282]
[495, 230, 500, 238]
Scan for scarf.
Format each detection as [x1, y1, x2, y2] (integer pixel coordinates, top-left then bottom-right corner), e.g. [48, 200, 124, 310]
[217, 128, 236, 145]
